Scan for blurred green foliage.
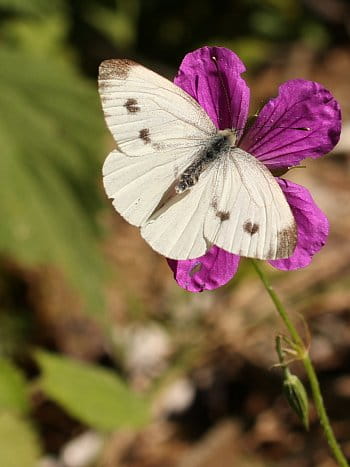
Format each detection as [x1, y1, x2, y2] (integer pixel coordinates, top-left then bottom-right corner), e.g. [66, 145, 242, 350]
[0, 358, 41, 466]
[0, 412, 41, 467]
[0, 47, 106, 310]
[0, 0, 63, 16]
[36, 350, 150, 431]
[0, 0, 106, 312]
[0, 358, 29, 414]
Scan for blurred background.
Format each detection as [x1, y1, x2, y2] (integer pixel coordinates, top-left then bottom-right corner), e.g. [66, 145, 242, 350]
[0, 0, 350, 466]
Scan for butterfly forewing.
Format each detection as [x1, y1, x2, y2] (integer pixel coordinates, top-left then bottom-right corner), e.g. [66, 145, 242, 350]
[100, 59, 218, 230]
[98, 59, 216, 157]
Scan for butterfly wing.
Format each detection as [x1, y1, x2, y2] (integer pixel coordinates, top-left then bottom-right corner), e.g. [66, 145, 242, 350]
[103, 146, 204, 227]
[99, 59, 216, 228]
[141, 147, 296, 260]
[99, 59, 216, 157]
[141, 166, 216, 259]
[205, 147, 297, 259]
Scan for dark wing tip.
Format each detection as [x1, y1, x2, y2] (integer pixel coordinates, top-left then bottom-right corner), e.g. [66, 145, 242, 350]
[99, 58, 137, 80]
[275, 221, 298, 259]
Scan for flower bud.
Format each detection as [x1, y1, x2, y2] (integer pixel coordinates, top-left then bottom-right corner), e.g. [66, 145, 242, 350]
[283, 370, 309, 430]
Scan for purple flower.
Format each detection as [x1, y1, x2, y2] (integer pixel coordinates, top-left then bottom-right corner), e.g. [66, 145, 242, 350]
[167, 46, 341, 292]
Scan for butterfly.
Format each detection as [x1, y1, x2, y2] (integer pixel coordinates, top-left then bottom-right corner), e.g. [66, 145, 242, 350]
[98, 58, 297, 261]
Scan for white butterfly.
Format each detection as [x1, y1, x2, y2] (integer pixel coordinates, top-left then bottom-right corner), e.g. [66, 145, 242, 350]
[99, 59, 297, 260]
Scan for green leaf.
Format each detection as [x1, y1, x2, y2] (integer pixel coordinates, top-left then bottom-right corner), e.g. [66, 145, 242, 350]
[0, 359, 29, 415]
[0, 46, 107, 311]
[0, 412, 41, 467]
[36, 350, 150, 431]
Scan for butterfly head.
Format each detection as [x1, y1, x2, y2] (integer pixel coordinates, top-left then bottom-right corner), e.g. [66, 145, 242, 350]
[217, 128, 238, 146]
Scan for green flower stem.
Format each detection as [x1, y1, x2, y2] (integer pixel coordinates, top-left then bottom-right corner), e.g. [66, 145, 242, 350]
[251, 259, 349, 467]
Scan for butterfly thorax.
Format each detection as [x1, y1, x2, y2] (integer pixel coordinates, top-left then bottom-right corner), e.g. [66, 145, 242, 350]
[175, 129, 237, 193]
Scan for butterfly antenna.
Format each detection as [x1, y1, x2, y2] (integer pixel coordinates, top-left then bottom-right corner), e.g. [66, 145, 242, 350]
[249, 102, 311, 132]
[236, 123, 311, 132]
[256, 125, 311, 131]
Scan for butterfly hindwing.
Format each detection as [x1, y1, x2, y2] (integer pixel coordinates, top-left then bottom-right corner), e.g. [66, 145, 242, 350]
[103, 146, 205, 228]
[141, 148, 296, 260]
[140, 167, 215, 259]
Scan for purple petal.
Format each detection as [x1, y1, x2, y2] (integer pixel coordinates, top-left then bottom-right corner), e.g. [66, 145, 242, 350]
[167, 246, 240, 292]
[239, 79, 341, 169]
[269, 178, 329, 270]
[174, 46, 250, 132]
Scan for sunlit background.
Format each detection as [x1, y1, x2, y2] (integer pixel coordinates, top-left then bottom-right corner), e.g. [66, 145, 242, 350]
[0, 1, 350, 466]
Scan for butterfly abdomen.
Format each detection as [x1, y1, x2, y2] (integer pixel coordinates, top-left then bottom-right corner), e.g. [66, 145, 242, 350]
[175, 130, 235, 193]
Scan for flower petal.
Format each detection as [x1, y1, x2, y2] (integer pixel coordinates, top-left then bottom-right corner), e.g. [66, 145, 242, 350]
[240, 79, 341, 169]
[269, 178, 329, 270]
[174, 46, 250, 132]
[167, 246, 240, 292]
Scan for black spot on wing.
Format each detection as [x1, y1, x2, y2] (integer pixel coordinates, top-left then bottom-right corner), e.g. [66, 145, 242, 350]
[216, 211, 230, 221]
[243, 221, 259, 235]
[124, 98, 140, 113]
[211, 199, 230, 222]
[139, 128, 151, 144]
